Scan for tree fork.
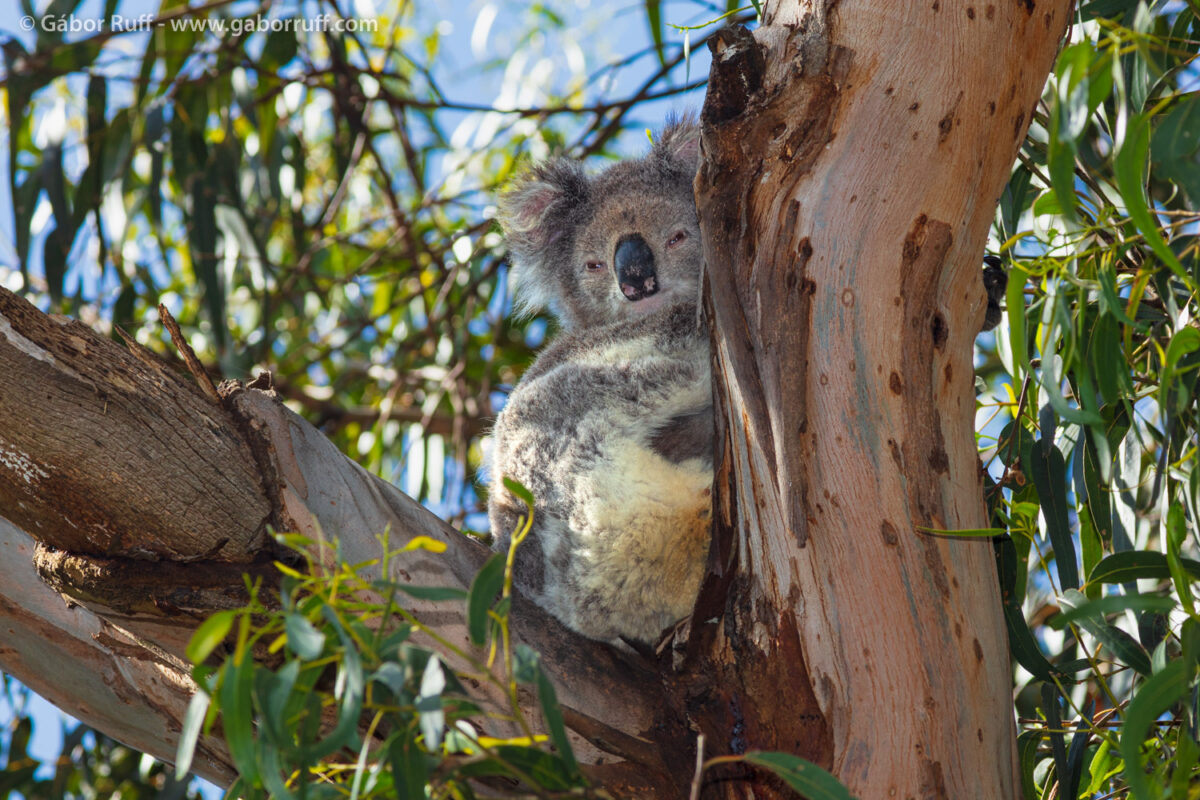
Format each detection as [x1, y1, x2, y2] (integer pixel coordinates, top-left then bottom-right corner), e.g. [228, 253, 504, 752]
[689, 2, 1070, 797]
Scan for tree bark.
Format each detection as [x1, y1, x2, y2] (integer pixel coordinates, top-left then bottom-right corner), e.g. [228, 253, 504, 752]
[688, 1, 1069, 797]
[0, 285, 677, 795]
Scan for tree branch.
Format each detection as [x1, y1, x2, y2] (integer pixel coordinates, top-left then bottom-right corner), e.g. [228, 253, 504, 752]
[0, 285, 679, 789]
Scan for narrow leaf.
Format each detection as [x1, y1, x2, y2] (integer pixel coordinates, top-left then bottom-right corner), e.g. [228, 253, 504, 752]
[175, 689, 210, 779]
[1029, 440, 1080, 589]
[1120, 660, 1190, 800]
[535, 667, 579, 778]
[1114, 112, 1194, 289]
[219, 658, 260, 784]
[187, 610, 236, 665]
[284, 613, 326, 660]
[742, 751, 857, 800]
[467, 553, 506, 645]
[1050, 594, 1175, 628]
[1089, 550, 1200, 584]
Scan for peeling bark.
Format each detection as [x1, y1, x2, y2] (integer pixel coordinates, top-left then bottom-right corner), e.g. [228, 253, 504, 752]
[0, 289, 271, 561]
[688, 1, 1071, 797]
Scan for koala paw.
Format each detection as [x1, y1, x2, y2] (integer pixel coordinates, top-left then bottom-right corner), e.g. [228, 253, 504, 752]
[982, 255, 1006, 332]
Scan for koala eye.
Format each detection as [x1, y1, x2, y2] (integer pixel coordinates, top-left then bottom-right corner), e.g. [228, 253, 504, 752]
[667, 231, 687, 248]
[585, 260, 605, 272]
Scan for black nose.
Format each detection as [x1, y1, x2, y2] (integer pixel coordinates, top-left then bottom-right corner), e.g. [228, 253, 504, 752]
[614, 234, 658, 301]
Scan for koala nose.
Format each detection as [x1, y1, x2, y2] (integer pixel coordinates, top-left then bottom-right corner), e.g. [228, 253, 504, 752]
[614, 234, 659, 301]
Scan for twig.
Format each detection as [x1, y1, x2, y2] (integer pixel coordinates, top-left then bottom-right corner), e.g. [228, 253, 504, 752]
[158, 304, 221, 404]
[689, 733, 706, 800]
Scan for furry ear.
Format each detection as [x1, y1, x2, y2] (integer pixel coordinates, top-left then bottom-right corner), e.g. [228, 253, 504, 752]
[653, 114, 701, 171]
[497, 158, 588, 257]
[497, 158, 590, 318]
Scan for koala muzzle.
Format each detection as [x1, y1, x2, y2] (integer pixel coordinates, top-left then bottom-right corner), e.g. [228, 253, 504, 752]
[614, 234, 659, 301]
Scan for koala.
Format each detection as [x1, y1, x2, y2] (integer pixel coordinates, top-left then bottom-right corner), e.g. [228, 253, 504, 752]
[486, 119, 1011, 644]
[488, 120, 713, 644]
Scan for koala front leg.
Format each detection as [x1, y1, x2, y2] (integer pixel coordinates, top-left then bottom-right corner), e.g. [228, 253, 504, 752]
[981, 255, 1007, 332]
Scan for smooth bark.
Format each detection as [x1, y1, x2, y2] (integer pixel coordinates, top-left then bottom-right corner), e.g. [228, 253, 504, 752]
[688, 1, 1070, 797]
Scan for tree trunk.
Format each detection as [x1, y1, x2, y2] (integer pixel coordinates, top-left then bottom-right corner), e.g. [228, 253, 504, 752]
[0, 1, 1071, 797]
[688, 1, 1069, 797]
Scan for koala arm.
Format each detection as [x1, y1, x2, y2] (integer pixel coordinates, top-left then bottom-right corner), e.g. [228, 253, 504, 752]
[650, 407, 714, 466]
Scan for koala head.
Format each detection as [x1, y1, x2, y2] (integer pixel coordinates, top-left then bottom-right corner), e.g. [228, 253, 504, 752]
[497, 119, 702, 331]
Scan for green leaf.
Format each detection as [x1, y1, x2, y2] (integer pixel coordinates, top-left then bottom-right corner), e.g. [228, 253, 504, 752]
[1114, 111, 1194, 290]
[996, 536, 1058, 680]
[41, 228, 68, 305]
[258, 741, 297, 800]
[1079, 503, 1103, 600]
[1029, 440, 1079, 590]
[1005, 266, 1029, 379]
[294, 607, 365, 760]
[1058, 590, 1153, 675]
[1048, 123, 1079, 225]
[1041, 684, 1071, 800]
[255, 660, 300, 748]
[1171, 730, 1200, 799]
[1016, 729, 1043, 800]
[1090, 312, 1126, 405]
[388, 728, 430, 800]
[1184, 618, 1200, 667]
[645, 0, 666, 68]
[1050, 593, 1175, 628]
[190, 175, 226, 352]
[1152, 93, 1200, 162]
[919, 527, 1005, 538]
[1096, 265, 1142, 330]
[1083, 737, 1121, 797]
[284, 612, 326, 660]
[1165, 504, 1196, 615]
[219, 657, 260, 784]
[416, 655, 446, 751]
[174, 689, 209, 779]
[1081, 427, 1114, 550]
[1164, 326, 1200, 376]
[1032, 189, 1064, 217]
[264, 27, 298, 69]
[742, 751, 857, 800]
[513, 644, 540, 684]
[535, 667, 579, 778]
[394, 584, 468, 602]
[1120, 659, 1191, 800]
[503, 476, 535, 506]
[458, 746, 578, 790]
[187, 610, 236, 665]
[999, 164, 1032, 238]
[1089, 550, 1200, 584]
[467, 553, 506, 646]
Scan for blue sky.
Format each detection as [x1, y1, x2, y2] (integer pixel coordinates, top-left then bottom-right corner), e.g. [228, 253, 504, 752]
[0, 0, 716, 295]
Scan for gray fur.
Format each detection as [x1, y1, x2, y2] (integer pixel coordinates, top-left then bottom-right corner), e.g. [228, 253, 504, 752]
[496, 119, 705, 331]
[490, 120, 714, 643]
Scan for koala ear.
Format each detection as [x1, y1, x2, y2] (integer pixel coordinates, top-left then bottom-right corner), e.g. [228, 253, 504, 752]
[497, 158, 589, 318]
[653, 114, 701, 171]
[497, 158, 588, 254]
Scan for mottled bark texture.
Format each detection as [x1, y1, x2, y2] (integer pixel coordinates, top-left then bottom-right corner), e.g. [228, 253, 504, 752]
[688, 1, 1069, 797]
